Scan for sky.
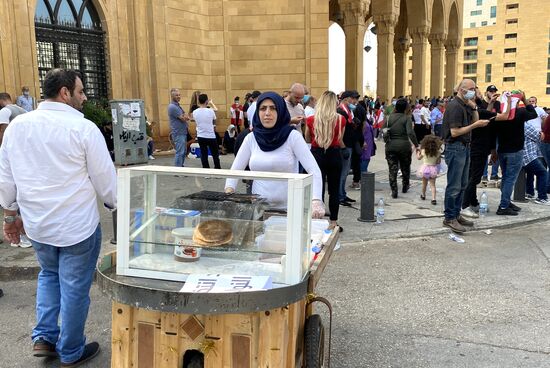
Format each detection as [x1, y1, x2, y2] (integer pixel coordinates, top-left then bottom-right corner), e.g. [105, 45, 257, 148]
[328, 23, 378, 96]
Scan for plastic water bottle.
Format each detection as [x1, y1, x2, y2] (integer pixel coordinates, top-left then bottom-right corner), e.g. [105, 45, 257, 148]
[376, 198, 385, 224]
[479, 191, 488, 219]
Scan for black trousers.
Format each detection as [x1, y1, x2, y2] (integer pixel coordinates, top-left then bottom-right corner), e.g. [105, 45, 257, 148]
[386, 150, 412, 195]
[197, 137, 221, 169]
[311, 147, 343, 221]
[351, 149, 361, 183]
[462, 146, 490, 209]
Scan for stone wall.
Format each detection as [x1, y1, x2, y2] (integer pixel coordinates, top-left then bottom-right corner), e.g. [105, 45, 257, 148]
[0, 0, 329, 138]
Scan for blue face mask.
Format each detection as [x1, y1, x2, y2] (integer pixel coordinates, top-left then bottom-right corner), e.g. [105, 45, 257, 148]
[463, 90, 476, 100]
[349, 103, 357, 111]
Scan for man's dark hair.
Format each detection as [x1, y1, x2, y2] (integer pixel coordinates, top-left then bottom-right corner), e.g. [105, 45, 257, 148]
[418, 99, 425, 105]
[395, 98, 409, 113]
[198, 94, 209, 104]
[0, 92, 11, 101]
[43, 69, 82, 99]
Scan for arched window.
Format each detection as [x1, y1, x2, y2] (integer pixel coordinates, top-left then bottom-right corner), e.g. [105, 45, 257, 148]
[35, 0, 108, 99]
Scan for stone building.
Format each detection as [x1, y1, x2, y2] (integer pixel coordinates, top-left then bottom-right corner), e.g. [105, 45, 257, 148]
[0, 0, 462, 138]
[459, 0, 550, 107]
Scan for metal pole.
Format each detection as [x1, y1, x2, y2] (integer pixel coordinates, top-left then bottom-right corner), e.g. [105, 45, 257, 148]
[110, 209, 117, 245]
[513, 168, 526, 202]
[358, 172, 375, 222]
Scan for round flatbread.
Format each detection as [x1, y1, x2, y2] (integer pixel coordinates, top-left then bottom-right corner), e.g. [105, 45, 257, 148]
[193, 220, 233, 246]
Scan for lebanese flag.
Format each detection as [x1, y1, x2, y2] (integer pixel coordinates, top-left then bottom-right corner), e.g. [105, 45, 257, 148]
[499, 91, 525, 120]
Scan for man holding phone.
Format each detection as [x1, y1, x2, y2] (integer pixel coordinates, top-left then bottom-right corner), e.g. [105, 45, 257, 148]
[442, 79, 490, 233]
[461, 85, 510, 218]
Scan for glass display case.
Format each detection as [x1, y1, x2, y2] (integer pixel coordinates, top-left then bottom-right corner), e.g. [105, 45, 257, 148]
[116, 166, 316, 286]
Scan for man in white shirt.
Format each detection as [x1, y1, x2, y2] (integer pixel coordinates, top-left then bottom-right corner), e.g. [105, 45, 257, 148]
[191, 93, 221, 169]
[527, 96, 548, 131]
[245, 90, 261, 125]
[285, 83, 306, 128]
[420, 99, 432, 134]
[0, 69, 116, 367]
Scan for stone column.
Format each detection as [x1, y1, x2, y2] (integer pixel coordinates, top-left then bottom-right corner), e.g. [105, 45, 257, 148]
[410, 26, 431, 99]
[374, 14, 397, 103]
[341, 1, 368, 92]
[429, 34, 447, 98]
[445, 40, 461, 96]
[394, 42, 410, 97]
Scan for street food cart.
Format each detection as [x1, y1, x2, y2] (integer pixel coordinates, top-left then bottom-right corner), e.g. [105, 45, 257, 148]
[97, 166, 339, 367]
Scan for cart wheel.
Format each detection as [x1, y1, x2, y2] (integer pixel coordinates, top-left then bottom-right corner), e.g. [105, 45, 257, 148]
[304, 314, 325, 368]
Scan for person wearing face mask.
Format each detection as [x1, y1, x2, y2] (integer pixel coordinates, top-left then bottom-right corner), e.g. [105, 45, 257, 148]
[16, 86, 35, 112]
[337, 90, 360, 206]
[441, 79, 490, 233]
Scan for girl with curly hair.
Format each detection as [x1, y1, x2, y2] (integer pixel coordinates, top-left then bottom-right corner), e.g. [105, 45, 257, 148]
[416, 135, 444, 205]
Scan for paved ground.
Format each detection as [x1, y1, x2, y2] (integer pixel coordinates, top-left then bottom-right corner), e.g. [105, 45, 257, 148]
[1, 144, 549, 367]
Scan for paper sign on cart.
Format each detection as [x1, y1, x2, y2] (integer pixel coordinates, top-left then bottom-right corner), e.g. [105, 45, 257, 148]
[180, 274, 272, 293]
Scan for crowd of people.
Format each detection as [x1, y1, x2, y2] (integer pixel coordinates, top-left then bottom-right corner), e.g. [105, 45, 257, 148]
[169, 79, 550, 235]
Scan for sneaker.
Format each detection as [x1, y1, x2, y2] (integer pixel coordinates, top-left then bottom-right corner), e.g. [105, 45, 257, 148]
[496, 207, 518, 216]
[481, 175, 488, 182]
[508, 202, 522, 212]
[490, 175, 501, 181]
[344, 196, 356, 203]
[339, 201, 351, 207]
[443, 218, 466, 233]
[525, 194, 535, 200]
[60, 342, 100, 367]
[457, 215, 474, 227]
[350, 182, 360, 190]
[19, 234, 32, 248]
[33, 338, 57, 358]
[460, 207, 479, 219]
[148, 155, 155, 160]
[534, 198, 550, 205]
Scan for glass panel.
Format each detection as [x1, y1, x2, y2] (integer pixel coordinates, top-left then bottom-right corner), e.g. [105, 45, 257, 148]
[35, 0, 52, 24]
[56, 0, 77, 27]
[121, 169, 318, 285]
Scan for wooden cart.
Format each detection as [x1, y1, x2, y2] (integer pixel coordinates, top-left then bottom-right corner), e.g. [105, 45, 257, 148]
[97, 230, 338, 368]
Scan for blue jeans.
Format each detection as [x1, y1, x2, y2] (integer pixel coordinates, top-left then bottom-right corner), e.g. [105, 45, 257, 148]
[31, 224, 102, 364]
[498, 150, 524, 209]
[434, 124, 442, 138]
[540, 142, 550, 193]
[339, 148, 352, 201]
[360, 158, 371, 173]
[173, 133, 187, 167]
[524, 158, 548, 200]
[444, 142, 470, 220]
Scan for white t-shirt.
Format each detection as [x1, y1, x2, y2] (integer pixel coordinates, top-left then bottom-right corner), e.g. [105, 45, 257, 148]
[225, 130, 322, 209]
[526, 106, 548, 132]
[420, 106, 431, 125]
[193, 107, 216, 139]
[246, 102, 257, 124]
[412, 108, 422, 124]
[0, 102, 116, 246]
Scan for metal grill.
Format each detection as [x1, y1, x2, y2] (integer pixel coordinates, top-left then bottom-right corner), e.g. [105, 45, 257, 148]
[34, 0, 108, 99]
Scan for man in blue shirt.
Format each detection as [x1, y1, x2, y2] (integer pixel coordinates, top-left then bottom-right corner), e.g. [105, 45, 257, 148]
[168, 88, 190, 167]
[16, 86, 35, 112]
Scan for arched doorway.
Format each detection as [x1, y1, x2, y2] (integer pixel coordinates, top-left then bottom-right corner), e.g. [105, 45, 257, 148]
[34, 0, 108, 99]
